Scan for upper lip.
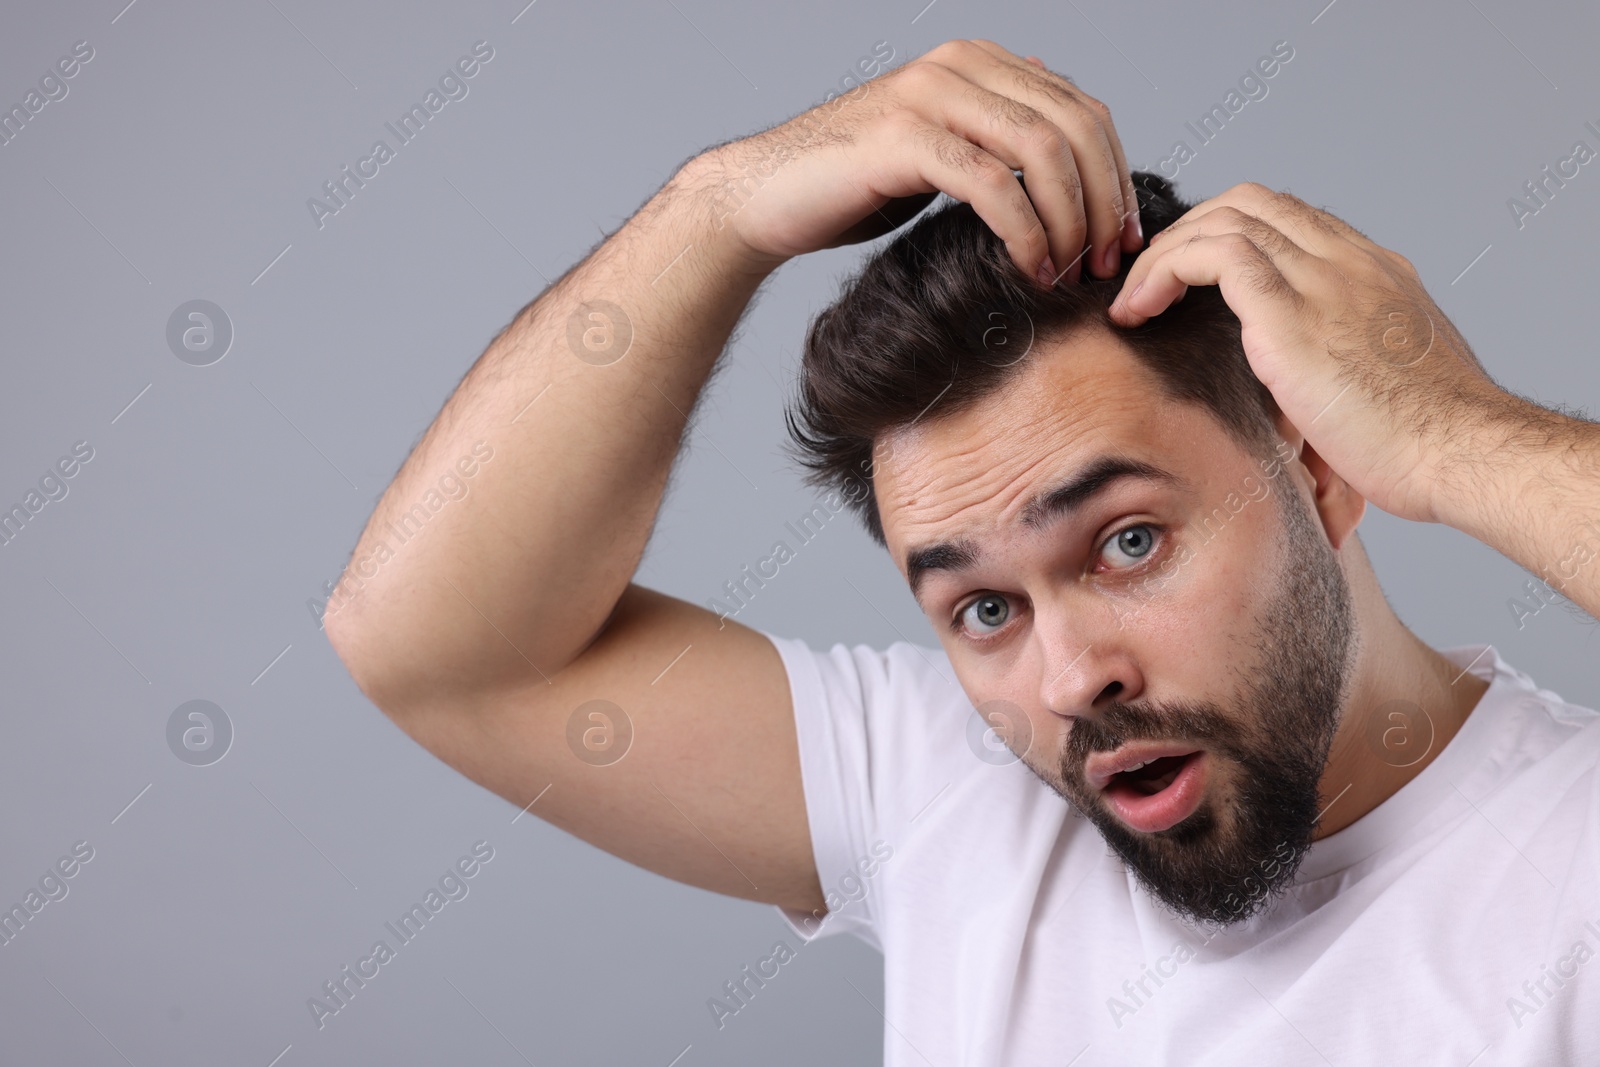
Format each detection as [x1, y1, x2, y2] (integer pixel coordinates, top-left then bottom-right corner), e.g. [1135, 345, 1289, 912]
[1085, 741, 1203, 792]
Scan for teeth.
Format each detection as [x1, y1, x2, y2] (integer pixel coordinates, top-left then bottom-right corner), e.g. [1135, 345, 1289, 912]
[1124, 759, 1151, 772]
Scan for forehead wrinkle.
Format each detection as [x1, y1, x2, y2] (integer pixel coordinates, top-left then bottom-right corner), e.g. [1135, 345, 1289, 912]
[900, 446, 1090, 604]
[883, 336, 1173, 598]
[898, 445, 1067, 530]
[885, 390, 1097, 533]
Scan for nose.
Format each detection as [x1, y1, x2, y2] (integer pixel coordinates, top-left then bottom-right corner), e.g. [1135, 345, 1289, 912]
[1036, 602, 1143, 720]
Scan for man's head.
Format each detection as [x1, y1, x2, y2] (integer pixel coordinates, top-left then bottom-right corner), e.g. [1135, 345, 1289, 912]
[785, 173, 1369, 926]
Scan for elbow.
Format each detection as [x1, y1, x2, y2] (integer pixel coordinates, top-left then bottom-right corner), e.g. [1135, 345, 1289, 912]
[324, 610, 462, 721]
[324, 612, 404, 714]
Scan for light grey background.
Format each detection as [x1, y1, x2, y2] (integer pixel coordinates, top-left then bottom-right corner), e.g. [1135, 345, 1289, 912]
[2, 0, 1597, 1063]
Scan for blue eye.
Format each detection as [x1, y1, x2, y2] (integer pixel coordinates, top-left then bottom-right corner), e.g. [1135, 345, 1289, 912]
[1101, 524, 1156, 569]
[957, 594, 1010, 636]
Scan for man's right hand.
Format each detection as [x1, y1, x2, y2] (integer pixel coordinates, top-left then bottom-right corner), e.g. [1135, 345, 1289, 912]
[704, 39, 1144, 286]
[326, 39, 1139, 923]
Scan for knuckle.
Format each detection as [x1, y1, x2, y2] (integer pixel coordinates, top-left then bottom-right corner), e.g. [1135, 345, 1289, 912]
[1220, 231, 1259, 256]
[973, 153, 1013, 187]
[889, 110, 928, 145]
[898, 59, 950, 94]
[1241, 260, 1286, 299]
[1083, 95, 1113, 122]
[1036, 171, 1088, 217]
[928, 38, 980, 65]
[924, 126, 1000, 181]
[1053, 91, 1102, 129]
[1223, 210, 1289, 255]
[1233, 213, 1275, 240]
[1012, 206, 1047, 251]
[1024, 114, 1067, 155]
[911, 122, 950, 160]
[1017, 67, 1073, 108]
[1385, 248, 1417, 273]
[1301, 208, 1344, 240]
[982, 89, 1037, 130]
[1267, 187, 1303, 215]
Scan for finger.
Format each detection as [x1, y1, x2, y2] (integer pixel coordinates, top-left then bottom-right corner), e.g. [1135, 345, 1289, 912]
[999, 42, 1141, 257]
[958, 40, 1134, 277]
[904, 60, 1087, 284]
[1225, 183, 1392, 263]
[1109, 230, 1311, 330]
[895, 122, 1054, 283]
[1115, 205, 1322, 318]
[1153, 182, 1380, 271]
[1105, 117, 1143, 254]
[1157, 206, 1315, 273]
[964, 40, 1132, 273]
[967, 40, 1139, 257]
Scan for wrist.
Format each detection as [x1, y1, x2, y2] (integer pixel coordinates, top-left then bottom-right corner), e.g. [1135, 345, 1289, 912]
[1433, 386, 1583, 549]
[671, 147, 793, 281]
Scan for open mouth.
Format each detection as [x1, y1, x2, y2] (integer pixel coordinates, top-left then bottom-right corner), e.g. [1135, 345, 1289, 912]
[1087, 746, 1208, 834]
[1113, 754, 1192, 794]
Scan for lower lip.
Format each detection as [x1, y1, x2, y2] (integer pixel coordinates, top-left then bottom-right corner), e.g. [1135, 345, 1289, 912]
[1102, 752, 1208, 833]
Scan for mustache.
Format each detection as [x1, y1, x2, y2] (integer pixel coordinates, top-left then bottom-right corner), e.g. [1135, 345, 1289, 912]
[1061, 698, 1251, 765]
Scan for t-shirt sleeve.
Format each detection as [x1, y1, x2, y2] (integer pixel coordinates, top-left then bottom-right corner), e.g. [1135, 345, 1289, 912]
[755, 628, 967, 952]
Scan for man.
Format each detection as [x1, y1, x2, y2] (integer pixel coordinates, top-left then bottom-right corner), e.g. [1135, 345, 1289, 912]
[324, 39, 1600, 1065]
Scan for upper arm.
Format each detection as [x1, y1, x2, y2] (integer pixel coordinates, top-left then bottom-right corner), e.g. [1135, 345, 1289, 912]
[358, 582, 828, 916]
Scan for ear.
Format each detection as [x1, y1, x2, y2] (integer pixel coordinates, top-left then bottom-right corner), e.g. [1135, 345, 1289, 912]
[1271, 411, 1366, 551]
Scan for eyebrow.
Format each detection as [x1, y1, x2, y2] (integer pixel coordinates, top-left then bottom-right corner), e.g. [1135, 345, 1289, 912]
[903, 455, 1187, 603]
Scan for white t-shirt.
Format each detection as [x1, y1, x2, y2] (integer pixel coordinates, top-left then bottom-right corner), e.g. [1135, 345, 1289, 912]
[759, 631, 1600, 1066]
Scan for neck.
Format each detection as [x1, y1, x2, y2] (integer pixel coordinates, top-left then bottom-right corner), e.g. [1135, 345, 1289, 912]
[1312, 538, 1491, 840]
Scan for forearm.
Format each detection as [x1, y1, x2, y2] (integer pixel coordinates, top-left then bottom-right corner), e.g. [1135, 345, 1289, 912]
[326, 152, 775, 707]
[1439, 391, 1600, 621]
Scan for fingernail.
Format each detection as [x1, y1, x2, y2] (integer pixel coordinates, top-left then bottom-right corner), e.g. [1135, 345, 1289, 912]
[1037, 255, 1057, 287]
[1122, 211, 1143, 248]
[1101, 243, 1119, 275]
[1118, 280, 1143, 312]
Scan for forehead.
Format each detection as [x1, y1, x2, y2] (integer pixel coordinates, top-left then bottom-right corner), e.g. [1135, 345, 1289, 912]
[874, 325, 1236, 570]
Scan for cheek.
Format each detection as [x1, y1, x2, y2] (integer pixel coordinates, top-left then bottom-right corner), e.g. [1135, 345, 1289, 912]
[1130, 527, 1269, 672]
[948, 647, 1065, 761]
[1030, 710, 1073, 775]
[950, 645, 1026, 718]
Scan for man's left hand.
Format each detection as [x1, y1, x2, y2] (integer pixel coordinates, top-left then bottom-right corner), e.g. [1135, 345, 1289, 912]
[1107, 181, 1513, 527]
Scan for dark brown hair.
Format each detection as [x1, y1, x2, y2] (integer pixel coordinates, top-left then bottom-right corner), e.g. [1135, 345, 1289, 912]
[783, 170, 1281, 548]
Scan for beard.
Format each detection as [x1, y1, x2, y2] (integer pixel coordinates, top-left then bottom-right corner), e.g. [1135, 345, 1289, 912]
[1040, 481, 1356, 927]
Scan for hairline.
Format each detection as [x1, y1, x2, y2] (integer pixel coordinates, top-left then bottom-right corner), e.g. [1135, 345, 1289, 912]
[857, 324, 1282, 555]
